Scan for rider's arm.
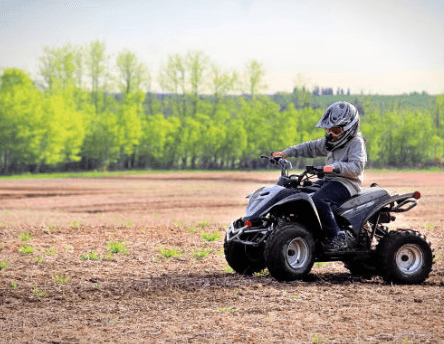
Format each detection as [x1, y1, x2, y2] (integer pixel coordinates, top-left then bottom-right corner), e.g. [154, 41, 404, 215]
[282, 138, 328, 159]
[330, 136, 367, 179]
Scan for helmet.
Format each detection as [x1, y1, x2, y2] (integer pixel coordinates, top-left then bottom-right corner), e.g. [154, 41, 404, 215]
[316, 101, 360, 151]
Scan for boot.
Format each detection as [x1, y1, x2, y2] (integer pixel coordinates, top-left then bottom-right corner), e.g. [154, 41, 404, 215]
[324, 231, 348, 252]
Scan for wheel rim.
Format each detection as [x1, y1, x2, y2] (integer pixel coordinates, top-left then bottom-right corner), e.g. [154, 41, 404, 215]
[286, 237, 309, 269]
[395, 244, 424, 275]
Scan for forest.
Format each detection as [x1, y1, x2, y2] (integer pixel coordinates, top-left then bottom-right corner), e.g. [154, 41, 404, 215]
[0, 40, 443, 174]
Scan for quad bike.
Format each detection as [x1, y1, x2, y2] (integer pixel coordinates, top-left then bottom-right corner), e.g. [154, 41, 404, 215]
[224, 155, 434, 284]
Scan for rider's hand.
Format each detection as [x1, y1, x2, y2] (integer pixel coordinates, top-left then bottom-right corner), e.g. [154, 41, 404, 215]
[323, 165, 334, 173]
[273, 152, 286, 159]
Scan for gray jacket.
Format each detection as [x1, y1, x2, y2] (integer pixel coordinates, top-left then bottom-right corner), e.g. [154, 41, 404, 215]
[282, 133, 367, 196]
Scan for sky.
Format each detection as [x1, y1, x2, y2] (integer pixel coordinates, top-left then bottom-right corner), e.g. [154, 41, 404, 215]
[1, 0, 443, 95]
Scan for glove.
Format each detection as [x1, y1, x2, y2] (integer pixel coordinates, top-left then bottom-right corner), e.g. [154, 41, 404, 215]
[323, 165, 333, 173]
[323, 165, 340, 174]
[272, 152, 286, 159]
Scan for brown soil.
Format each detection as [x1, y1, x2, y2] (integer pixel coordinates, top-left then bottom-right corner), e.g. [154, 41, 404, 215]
[0, 171, 443, 343]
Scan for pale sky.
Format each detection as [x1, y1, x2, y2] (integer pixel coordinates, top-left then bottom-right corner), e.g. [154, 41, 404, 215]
[1, 0, 443, 95]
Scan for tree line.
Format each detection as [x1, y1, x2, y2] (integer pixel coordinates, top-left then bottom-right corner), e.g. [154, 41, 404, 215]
[0, 40, 443, 175]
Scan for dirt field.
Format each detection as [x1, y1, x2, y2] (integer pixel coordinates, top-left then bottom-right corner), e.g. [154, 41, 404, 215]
[0, 171, 443, 343]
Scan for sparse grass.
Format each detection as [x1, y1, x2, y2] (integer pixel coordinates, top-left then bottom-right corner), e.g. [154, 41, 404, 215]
[187, 226, 197, 233]
[19, 244, 34, 255]
[19, 231, 33, 241]
[32, 285, 46, 297]
[34, 256, 45, 263]
[223, 265, 234, 274]
[312, 332, 324, 343]
[70, 220, 81, 228]
[107, 240, 128, 254]
[401, 337, 413, 344]
[80, 251, 101, 261]
[0, 260, 10, 270]
[42, 246, 57, 255]
[11, 283, 17, 289]
[201, 231, 222, 242]
[190, 247, 212, 259]
[423, 223, 436, 230]
[173, 221, 185, 228]
[43, 224, 57, 233]
[157, 246, 183, 259]
[434, 253, 440, 262]
[215, 307, 237, 312]
[314, 262, 327, 267]
[54, 271, 71, 285]
[197, 220, 210, 228]
[254, 269, 269, 277]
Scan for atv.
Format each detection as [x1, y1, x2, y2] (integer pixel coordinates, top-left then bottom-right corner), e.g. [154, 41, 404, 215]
[224, 155, 434, 284]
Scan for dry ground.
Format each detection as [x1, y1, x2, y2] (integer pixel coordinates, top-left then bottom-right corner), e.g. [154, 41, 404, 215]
[0, 171, 443, 343]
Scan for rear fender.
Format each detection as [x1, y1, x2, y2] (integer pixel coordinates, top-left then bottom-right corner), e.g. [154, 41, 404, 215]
[347, 192, 419, 234]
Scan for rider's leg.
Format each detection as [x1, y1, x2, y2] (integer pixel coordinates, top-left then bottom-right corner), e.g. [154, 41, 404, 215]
[311, 180, 351, 251]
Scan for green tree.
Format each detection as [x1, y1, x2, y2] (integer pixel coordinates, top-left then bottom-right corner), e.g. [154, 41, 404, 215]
[242, 60, 268, 100]
[116, 49, 150, 95]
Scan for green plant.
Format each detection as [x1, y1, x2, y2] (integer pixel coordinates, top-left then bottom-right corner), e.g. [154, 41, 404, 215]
[80, 251, 101, 260]
[254, 269, 269, 277]
[312, 332, 324, 343]
[70, 220, 81, 228]
[42, 246, 57, 255]
[434, 253, 440, 262]
[19, 244, 34, 254]
[34, 256, 45, 263]
[187, 226, 197, 233]
[314, 262, 327, 267]
[197, 220, 210, 228]
[11, 283, 17, 289]
[201, 231, 222, 242]
[43, 225, 57, 233]
[0, 260, 10, 270]
[191, 247, 212, 259]
[32, 285, 46, 297]
[215, 307, 237, 312]
[401, 337, 413, 344]
[107, 240, 128, 254]
[423, 223, 436, 230]
[157, 246, 183, 259]
[173, 220, 184, 228]
[54, 271, 70, 285]
[19, 231, 33, 241]
[223, 265, 234, 274]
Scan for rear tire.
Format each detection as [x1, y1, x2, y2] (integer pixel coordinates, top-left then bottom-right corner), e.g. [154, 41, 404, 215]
[265, 222, 315, 282]
[377, 229, 433, 284]
[224, 235, 266, 275]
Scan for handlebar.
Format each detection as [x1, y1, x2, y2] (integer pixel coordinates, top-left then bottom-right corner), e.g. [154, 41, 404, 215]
[260, 155, 293, 176]
[261, 155, 329, 186]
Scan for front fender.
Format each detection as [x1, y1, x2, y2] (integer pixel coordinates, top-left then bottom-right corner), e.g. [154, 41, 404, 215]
[244, 192, 323, 234]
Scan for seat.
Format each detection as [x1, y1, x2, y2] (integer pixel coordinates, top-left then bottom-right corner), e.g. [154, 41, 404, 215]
[336, 187, 389, 213]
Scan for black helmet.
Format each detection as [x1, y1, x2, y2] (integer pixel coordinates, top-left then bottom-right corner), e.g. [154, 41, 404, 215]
[316, 101, 360, 151]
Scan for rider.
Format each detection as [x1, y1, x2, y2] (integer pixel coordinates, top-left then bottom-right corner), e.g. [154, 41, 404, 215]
[273, 101, 367, 252]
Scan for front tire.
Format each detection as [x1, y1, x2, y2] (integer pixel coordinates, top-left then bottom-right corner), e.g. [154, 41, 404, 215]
[265, 222, 315, 282]
[224, 235, 266, 275]
[377, 229, 433, 284]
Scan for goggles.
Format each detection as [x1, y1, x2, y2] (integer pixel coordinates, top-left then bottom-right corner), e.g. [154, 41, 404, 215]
[326, 127, 343, 140]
